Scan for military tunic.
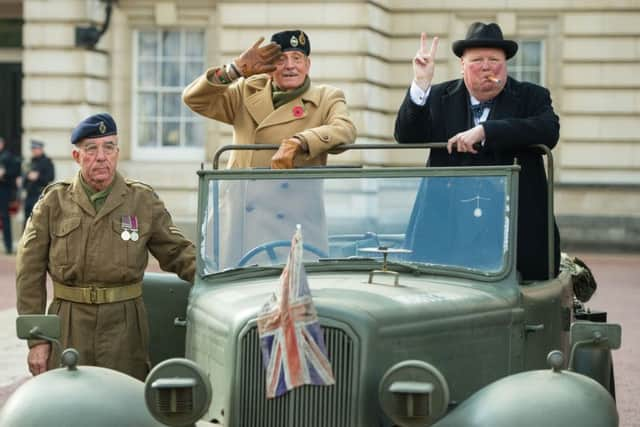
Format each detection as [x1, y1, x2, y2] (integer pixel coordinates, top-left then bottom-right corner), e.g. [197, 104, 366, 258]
[16, 171, 195, 380]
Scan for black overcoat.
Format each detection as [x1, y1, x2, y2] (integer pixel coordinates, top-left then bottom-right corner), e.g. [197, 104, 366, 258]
[394, 77, 560, 281]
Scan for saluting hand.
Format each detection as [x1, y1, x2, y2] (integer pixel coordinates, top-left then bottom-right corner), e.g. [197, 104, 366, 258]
[234, 37, 282, 77]
[413, 33, 439, 90]
[271, 138, 304, 169]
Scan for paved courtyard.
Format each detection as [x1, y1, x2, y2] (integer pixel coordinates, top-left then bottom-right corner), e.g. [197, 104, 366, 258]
[1, 252, 638, 426]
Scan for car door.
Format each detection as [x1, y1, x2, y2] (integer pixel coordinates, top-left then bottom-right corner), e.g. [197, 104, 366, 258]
[142, 272, 191, 366]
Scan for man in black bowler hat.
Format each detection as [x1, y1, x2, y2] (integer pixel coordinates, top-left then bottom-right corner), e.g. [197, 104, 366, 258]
[16, 112, 196, 380]
[395, 22, 560, 281]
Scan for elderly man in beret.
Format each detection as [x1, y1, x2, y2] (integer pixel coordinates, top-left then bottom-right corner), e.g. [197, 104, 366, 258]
[16, 113, 196, 380]
[183, 30, 357, 267]
[183, 29, 356, 169]
[395, 22, 560, 281]
[22, 139, 55, 227]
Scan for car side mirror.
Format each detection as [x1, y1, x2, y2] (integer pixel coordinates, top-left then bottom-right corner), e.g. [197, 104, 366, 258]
[16, 314, 61, 341]
[570, 321, 621, 350]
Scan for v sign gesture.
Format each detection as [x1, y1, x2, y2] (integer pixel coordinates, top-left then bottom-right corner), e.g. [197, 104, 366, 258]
[413, 33, 439, 90]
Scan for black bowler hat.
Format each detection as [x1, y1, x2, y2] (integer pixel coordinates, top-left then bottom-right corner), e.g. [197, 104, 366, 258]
[270, 30, 310, 56]
[70, 113, 117, 144]
[452, 22, 518, 59]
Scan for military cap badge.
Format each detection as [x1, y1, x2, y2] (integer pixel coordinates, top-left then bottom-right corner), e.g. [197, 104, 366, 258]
[270, 30, 311, 56]
[70, 113, 117, 144]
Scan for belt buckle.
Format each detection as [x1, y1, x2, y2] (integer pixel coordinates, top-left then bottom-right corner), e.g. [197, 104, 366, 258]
[90, 287, 98, 304]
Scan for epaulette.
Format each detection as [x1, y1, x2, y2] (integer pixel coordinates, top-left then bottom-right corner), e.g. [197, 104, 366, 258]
[125, 178, 159, 198]
[125, 178, 154, 192]
[41, 179, 72, 195]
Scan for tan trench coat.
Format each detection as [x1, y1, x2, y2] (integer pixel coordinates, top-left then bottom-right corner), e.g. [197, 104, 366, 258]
[182, 69, 357, 168]
[184, 69, 356, 269]
[16, 171, 195, 380]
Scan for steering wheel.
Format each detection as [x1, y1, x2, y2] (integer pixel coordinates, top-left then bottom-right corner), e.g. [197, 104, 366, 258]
[237, 240, 328, 267]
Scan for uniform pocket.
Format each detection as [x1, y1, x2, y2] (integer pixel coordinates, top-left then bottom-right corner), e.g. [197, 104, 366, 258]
[50, 216, 82, 266]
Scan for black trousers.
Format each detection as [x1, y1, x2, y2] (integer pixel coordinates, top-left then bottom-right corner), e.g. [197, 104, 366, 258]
[0, 187, 12, 253]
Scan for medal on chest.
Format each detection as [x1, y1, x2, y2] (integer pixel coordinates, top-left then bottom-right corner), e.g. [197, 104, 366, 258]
[121, 215, 139, 242]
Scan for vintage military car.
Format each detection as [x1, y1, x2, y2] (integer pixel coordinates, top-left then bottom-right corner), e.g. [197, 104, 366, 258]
[143, 143, 620, 426]
[2, 144, 620, 427]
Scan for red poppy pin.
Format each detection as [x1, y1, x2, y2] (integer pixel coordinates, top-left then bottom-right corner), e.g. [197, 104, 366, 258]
[292, 106, 304, 118]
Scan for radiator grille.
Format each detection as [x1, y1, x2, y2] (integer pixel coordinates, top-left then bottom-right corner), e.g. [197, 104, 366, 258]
[236, 325, 356, 427]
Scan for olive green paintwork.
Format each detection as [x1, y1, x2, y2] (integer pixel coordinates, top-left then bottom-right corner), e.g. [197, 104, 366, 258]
[0, 365, 164, 427]
[140, 161, 617, 427]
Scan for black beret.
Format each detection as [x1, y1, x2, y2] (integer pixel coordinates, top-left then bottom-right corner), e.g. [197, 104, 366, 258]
[270, 30, 310, 56]
[70, 113, 117, 145]
[30, 139, 45, 149]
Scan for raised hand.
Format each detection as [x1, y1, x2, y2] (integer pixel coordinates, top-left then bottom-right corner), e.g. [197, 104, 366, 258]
[413, 33, 439, 90]
[234, 37, 282, 77]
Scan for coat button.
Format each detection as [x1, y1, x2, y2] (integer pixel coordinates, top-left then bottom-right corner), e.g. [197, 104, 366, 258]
[276, 213, 285, 220]
[280, 182, 289, 189]
[246, 204, 255, 212]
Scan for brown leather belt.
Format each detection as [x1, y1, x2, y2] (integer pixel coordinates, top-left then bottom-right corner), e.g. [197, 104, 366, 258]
[53, 281, 143, 304]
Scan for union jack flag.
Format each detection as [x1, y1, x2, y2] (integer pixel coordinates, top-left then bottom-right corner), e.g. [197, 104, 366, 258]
[256, 225, 335, 398]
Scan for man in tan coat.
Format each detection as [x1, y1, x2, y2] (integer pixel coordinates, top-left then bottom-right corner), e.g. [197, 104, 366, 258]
[16, 113, 195, 380]
[184, 30, 357, 268]
[182, 29, 356, 169]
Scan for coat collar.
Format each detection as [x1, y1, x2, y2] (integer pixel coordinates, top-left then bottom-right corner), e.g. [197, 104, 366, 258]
[70, 171, 127, 221]
[244, 74, 322, 131]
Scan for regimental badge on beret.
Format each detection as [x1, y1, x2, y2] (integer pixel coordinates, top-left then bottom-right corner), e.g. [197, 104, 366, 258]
[270, 29, 311, 56]
[70, 113, 117, 144]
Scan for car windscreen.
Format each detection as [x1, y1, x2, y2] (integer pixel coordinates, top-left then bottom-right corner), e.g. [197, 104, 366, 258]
[200, 170, 512, 276]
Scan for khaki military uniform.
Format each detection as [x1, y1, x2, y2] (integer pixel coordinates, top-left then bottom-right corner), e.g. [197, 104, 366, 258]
[182, 70, 357, 168]
[16, 171, 195, 380]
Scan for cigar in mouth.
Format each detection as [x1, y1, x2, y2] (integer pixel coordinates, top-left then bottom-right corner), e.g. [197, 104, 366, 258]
[488, 76, 501, 84]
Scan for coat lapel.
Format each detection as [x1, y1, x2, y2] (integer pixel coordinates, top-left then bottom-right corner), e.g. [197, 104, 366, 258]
[257, 84, 321, 131]
[441, 80, 470, 137]
[94, 172, 127, 223]
[490, 77, 519, 120]
[70, 172, 96, 217]
[245, 78, 275, 125]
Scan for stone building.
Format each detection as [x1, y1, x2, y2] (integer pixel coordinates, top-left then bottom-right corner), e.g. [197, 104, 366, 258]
[0, 0, 638, 249]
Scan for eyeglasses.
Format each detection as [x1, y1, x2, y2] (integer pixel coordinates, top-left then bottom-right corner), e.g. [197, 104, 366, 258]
[79, 142, 118, 156]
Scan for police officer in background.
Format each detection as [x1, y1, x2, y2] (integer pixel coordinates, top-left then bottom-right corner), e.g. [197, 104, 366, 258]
[23, 139, 55, 226]
[16, 113, 196, 380]
[0, 136, 20, 254]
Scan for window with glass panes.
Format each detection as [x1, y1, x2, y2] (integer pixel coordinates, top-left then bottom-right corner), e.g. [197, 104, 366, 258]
[507, 40, 543, 85]
[134, 29, 205, 151]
